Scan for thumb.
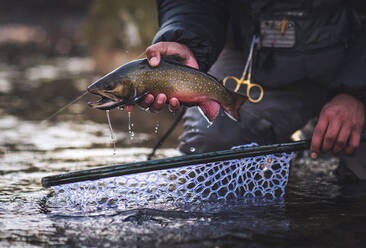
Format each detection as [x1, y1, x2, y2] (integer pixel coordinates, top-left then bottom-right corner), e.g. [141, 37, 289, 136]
[146, 46, 162, 67]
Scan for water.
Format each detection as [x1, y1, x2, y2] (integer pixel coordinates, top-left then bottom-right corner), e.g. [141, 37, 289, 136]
[1, 55, 366, 248]
[106, 110, 117, 156]
[2, 129, 366, 248]
[128, 112, 135, 141]
[42, 91, 88, 123]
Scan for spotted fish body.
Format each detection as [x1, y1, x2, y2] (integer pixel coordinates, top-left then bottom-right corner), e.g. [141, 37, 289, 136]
[88, 55, 247, 121]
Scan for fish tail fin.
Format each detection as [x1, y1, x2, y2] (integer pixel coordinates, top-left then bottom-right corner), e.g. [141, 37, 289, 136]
[221, 93, 247, 121]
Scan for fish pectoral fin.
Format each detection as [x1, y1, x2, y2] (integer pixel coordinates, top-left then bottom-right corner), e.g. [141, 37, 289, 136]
[121, 90, 148, 105]
[133, 90, 149, 102]
[198, 100, 220, 122]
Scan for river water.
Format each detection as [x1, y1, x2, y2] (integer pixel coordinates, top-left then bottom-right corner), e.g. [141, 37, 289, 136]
[1, 56, 366, 248]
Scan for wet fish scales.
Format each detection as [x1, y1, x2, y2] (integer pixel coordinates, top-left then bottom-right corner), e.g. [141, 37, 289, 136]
[88, 55, 247, 121]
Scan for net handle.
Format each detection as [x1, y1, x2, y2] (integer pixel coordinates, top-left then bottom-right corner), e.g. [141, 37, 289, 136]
[42, 133, 366, 188]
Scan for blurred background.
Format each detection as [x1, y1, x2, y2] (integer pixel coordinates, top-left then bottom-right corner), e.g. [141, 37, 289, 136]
[0, 0, 184, 153]
[2, 2, 366, 248]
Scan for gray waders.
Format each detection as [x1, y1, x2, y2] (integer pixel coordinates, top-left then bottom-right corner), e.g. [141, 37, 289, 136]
[178, 46, 366, 180]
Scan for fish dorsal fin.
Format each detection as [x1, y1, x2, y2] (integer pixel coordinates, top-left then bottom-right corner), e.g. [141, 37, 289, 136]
[161, 54, 185, 65]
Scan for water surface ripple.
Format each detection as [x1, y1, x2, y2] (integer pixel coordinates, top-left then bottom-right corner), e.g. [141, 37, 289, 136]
[1, 57, 366, 248]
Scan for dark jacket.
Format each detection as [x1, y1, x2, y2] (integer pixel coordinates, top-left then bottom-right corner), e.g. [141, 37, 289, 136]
[153, 0, 366, 104]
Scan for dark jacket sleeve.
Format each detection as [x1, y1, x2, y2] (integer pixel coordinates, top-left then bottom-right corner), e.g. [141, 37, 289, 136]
[152, 0, 230, 72]
[329, 24, 366, 105]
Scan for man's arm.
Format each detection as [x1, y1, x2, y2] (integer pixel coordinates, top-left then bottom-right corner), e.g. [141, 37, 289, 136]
[153, 0, 230, 72]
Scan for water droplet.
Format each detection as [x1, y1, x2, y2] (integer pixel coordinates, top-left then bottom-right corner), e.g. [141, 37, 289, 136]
[189, 147, 196, 153]
[128, 112, 134, 141]
[106, 110, 117, 156]
[154, 121, 159, 134]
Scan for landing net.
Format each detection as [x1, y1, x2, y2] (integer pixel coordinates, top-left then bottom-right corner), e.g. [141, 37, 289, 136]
[51, 144, 293, 211]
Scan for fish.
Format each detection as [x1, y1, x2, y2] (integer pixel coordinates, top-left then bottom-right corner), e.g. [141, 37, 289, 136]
[87, 55, 247, 121]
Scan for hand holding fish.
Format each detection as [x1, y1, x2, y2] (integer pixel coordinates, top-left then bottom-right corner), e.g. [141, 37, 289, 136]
[125, 42, 199, 113]
[87, 42, 247, 122]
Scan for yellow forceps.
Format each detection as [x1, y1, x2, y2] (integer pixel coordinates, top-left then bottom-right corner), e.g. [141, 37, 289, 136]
[223, 36, 264, 103]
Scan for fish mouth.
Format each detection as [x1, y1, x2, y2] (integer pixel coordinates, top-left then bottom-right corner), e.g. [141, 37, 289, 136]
[88, 87, 148, 110]
[88, 89, 124, 110]
[88, 96, 124, 110]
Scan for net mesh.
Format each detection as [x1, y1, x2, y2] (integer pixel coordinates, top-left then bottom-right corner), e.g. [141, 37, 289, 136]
[52, 144, 293, 211]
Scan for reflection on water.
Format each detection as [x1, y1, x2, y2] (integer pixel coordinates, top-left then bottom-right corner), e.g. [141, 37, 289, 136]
[2, 104, 366, 247]
[0, 115, 149, 152]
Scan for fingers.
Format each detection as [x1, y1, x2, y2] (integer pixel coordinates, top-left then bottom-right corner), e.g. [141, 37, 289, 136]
[332, 125, 351, 154]
[312, 120, 362, 158]
[311, 93, 365, 158]
[145, 42, 199, 69]
[151, 93, 167, 112]
[184, 54, 199, 69]
[138, 94, 154, 109]
[146, 94, 181, 113]
[321, 120, 342, 153]
[168, 97, 180, 112]
[146, 45, 161, 67]
[345, 128, 361, 155]
[136, 93, 167, 113]
[131, 93, 181, 113]
[311, 116, 328, 159]
[126, 42, 195, 113]
[140, 42, 193, 113]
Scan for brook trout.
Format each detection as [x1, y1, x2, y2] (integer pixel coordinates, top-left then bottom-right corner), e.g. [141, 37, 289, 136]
[88, 55, 247, 121]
